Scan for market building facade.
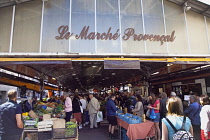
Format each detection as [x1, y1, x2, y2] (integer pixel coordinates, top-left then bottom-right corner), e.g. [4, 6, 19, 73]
[1, 0, 210, 56]
[1, 0, 210, 97]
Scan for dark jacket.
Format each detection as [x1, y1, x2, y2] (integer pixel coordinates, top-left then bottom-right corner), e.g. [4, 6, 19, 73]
[160, 97, 168, 117]
[0, 100, 23, 138]
[72, 98, 81, 113]
[184, 102, 201, 125]
[106, 99, 117, 116]
[24, 101, 34, 112]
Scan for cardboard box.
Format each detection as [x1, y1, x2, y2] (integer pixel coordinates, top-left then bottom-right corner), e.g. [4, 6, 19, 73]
[70, 118, 76, 123]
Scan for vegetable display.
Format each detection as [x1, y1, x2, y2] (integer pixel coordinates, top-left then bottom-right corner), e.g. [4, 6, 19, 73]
[66, 122, 77, 137]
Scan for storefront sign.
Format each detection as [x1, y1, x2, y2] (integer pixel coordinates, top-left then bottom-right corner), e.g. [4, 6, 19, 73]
[56, 25, 176, 45]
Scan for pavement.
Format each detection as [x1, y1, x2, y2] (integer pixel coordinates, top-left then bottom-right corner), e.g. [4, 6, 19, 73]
[78, 120, 119, 140]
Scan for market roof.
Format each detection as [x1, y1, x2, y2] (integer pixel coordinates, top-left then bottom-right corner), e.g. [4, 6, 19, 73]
[0, 0, 33, 8]
[27, 61, 166, 91]
[167, 0, 210, 17]
[1, 0, 210, 18]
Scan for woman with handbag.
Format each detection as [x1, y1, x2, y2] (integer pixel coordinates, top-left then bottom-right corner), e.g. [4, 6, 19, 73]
[147, 93, 161, 140]
[72, 95, 82, 129]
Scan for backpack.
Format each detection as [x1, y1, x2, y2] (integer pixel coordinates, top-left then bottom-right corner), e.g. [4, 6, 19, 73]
[165, 116, 194, 140]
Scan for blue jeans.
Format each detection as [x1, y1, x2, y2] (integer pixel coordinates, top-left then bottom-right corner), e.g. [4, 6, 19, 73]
[151, 112, 160, 123]
[85, 111, 89, 122]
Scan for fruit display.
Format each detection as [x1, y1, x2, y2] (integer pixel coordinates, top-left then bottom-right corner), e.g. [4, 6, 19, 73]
[66, 122, 77, 128]
[22, 112, 29, 116]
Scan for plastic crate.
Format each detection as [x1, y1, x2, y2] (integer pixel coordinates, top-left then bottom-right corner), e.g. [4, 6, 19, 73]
[53, 128, 78, 139]
[124, 113, 132, 117]
[127, 117, 142, 124]
[38, 131, 52, 140]
[38, 120, 53, 132]
[119, 114, 125, 119]
[24, 118, 38, 126]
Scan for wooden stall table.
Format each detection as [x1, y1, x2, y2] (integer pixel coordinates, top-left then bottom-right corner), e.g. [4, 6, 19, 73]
[117, 117, 155, 140]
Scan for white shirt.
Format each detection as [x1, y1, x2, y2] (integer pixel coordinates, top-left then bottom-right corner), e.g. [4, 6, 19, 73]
[200, 105, 210, 136]
[80, 99, 87, 110]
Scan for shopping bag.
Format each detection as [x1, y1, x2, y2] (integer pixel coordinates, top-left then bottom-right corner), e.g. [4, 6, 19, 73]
[149, 109, 156, 119]
[146, 109, 150, 118]
[80, 106, 83, 113]
[96, 111, 103, 122]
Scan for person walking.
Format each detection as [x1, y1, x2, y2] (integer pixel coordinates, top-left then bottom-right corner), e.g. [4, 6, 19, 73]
[79, 95, 87, 126]
[147, 93, 161, 140]
[88, 94, 100, 129]
[106, 94, 118, 139]
[132, 94, 144, 117]
[170, 92, 183, 113]
[24, 96, 34, 112]
[184, 95, 201, 140]
[72, 95, 83, 129]
[160, 92, 168, 120]
[0, 90, 24, 140]
[162, 97, 193, 140]
[64, 93, 72, 122]
[200, 96, 210, 140]
[84, 96, 89, 125]
[159, 92, 168, 135]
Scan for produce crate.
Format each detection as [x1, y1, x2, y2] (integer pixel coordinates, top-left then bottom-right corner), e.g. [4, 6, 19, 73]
[24, 118, 39, 128]
[52, 128, 78, 139]
[25, 120, 37, 126]
[38, 131, 52, 140]
[38, 121, 53, 132]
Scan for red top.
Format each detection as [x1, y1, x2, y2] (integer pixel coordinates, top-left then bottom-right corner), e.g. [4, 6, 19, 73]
[151, 100, 160, 113]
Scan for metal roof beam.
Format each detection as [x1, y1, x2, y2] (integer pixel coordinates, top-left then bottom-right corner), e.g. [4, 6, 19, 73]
[15, 0, 20, 4]
[201, 6, 210, 14]
[183, 0, 190, 5]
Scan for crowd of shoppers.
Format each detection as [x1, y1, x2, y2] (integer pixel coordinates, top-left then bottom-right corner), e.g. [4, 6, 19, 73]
[1, 88, 210, 140]
[103, 90, 210, 140]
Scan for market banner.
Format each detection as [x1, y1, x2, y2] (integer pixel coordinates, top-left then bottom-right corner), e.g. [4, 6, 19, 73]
[104, 60, 140, 69]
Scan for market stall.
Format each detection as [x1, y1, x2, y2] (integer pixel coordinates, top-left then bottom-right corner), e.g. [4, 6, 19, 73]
[22, 101, 78, 140]
[117, 112, 155, 140]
